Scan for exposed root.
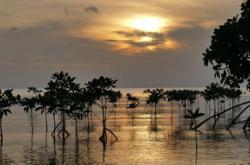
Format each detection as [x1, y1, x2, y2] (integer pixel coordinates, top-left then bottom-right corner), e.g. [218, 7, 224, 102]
[227, 104, 250, 130]
[51, 120, 63, 137]
[99, 128, 118, 144]
[106, 128, 118, 142]
[99, 130, 108, 144]
[243, 116, 250, 132]
[194, 101, 250, 130]
[57, 129, 70, 140]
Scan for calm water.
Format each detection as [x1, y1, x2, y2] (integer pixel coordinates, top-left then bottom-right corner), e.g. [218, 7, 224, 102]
[1, 88, 250, 165]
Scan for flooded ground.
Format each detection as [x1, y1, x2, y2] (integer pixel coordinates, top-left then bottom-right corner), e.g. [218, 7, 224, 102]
[1, 88, 250, 165]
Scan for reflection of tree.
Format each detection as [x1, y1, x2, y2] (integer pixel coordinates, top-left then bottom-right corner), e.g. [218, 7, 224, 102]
[0, 147, 15, 165]
[23, 144, 52, 165]
[102, 141, 106, 163]
[22, 132, 58, 165]
[150, 113, 158, 133]
[128, 111, 136, 141]
[61, 141, 65, 165]
[22, 136, 34, 164]
[74, 131, 80, 165]
[86, 136, 92, 165]
[149, 113, 159, 141]
[195, 131, 198, 165]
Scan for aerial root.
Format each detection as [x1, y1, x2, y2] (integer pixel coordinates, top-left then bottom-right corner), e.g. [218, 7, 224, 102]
[57, 129, 70, 140]
[99, 128, 118, 144]
[227, 104, 250, 130]
[106, 128, 118, 142]
[51, 120, 63, 137]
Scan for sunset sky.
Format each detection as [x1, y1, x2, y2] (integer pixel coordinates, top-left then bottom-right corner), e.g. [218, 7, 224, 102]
[0, 0, 242, 88]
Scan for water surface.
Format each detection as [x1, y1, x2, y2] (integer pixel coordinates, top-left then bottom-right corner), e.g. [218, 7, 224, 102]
[1, 88, 250, 165]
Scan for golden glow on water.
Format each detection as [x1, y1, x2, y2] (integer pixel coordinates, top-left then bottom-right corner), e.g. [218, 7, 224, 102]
[2, 89, 250, 165]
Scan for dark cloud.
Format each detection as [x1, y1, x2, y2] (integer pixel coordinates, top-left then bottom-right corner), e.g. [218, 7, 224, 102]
[84, 6, 99, 13]
[9, 27, 20, 32]
[0, 20, 214, 88]
[115, 30, 165, 39]
[107, 30, 168, 48]
[63, 8, 70, 15]
[0, 42, 9, 47]
[0, 11, 10, 17]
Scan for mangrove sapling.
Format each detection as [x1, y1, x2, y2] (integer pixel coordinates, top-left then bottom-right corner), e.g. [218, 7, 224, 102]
[166, 90, 181, 126]
[35, 93, 51, 133]
[185, 109, 205, 129]
[224, 88, 242, 119]
[110, 91, 122, 118]
[85, 76, 120, 144]
[226, 104, 250, 130]
[166, 90, 200, 126]
[45, 71, 81, 142]
[108, 92, 120, 129]
[202, 83, 232, 129]
[0, 89, 17, 145]
[45, 93, 58, 138]
[193, 101, 250, 130]
[243, 116, 250, 132]
[126, 93, 140, 110]
[69, 88, 91, 139]
[78, 88, 95, 132]
[166, 90, 178, 125]
[144, 88, 166, 116]
[126, 93, 140, 126]
[144, 89, 165, 132]
[19, 87, 41, 138]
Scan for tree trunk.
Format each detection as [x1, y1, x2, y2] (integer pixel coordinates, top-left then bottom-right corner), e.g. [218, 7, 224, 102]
[178, 104, 181, 127]
[53, 113, 56, 131]
[243, 116, 250, 132]
[232, 99, 234, 119]
[87, 116, 90, 133]
[62, 112, 65, 144]
[0, 118, 2, 146]
[170, 102, 173, 125]
[99, 107, 107, 144]
[75, 117, 78, 139]
[45, 109, 48, 133]
[213, 100, 216, 121]
[31, 108, 34, 136]
[154, 103, 157, 116]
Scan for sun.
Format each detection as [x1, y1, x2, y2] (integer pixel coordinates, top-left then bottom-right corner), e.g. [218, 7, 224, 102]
[138, 36, 153, 42]
[124, 16, 167, 32]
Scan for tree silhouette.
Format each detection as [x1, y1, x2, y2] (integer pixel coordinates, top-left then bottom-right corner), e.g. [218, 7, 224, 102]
[144, 88, 165, 115]
[19, 87, 41, 138]
[45, 71, 81, 142]
[0, 89, 17, 145]
[203, 0, 250, 89]
[126, 93, 140, 110]
[202, 83, 225, 117]
[224, 88, 242, 118]
[69, 87, 91, 139]
[110, 91, 122, 108]
[85, 76, 120, 144]
[185, 109, 205, 129]
[166, 89, 200, 126]
[201, 1, 250, 130]
[35, 93, 50, 133]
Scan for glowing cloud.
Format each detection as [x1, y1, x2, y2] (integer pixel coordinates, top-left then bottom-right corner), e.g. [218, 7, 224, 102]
[123, 16, 167, 32]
